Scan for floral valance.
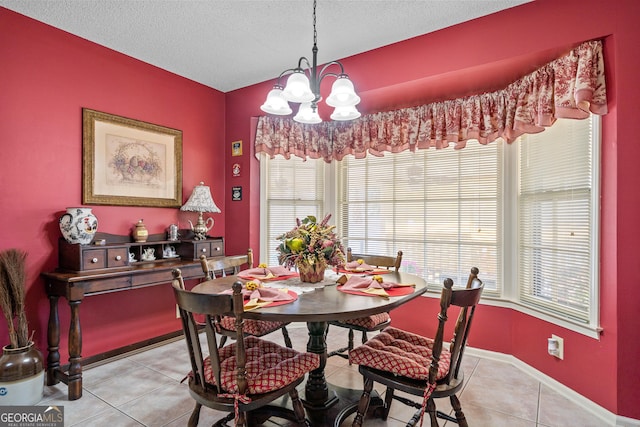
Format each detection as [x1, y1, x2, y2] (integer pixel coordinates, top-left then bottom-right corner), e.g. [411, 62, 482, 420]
[254, 40, 607, 162]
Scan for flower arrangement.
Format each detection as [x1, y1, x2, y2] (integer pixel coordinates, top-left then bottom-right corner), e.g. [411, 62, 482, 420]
[276, 214, 345, 281]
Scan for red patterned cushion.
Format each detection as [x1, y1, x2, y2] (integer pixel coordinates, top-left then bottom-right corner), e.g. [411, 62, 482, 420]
[342, 312, 391, 329]
[203, 337, 319, 394]
[349, 327, 451, 380]
[219, 316, 287, 336]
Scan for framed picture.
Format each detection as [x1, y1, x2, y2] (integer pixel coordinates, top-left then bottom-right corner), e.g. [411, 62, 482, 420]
[231, 140, 242, 156]
[232, 186, 242, 201]
[82, 108, 183, 207]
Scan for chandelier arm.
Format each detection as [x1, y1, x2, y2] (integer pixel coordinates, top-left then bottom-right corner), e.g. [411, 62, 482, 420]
[275, 68, 298, 84]
[275, 61, 312, 86]
[318, 61, 346, 78]
[298, 57, 312, 70]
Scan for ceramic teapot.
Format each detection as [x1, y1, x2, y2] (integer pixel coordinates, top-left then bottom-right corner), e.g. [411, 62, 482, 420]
[142, 248, 155, 261]
[187, 216, 214, 241]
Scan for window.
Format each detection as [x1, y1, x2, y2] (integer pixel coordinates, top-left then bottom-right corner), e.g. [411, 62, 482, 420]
[517, 118, 599, 325]
[260, 116, 599, 334]
[336, 142, 501, 294]
[260, 155, 326, 266]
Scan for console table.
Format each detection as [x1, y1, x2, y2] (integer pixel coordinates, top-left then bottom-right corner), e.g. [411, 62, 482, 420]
[42, 231, 238, 400]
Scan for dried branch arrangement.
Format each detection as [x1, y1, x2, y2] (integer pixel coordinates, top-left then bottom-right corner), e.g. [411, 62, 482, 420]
[0, 249, 30, 348]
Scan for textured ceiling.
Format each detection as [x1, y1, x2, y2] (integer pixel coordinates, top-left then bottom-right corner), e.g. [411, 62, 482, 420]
[0, 0, 530, 92]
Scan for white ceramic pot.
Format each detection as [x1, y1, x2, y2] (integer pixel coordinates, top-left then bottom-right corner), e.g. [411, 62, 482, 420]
[59, 207, 98, 245]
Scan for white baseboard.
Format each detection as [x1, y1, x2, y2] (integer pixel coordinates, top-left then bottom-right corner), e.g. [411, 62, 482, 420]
[466, 347, 639, 427]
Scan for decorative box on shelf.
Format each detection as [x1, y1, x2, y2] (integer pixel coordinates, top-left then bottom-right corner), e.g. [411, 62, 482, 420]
[57, 231, 224, 273]
[176, 238, 224, 260]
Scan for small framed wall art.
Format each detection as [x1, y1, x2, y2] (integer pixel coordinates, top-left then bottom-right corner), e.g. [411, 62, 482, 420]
[231, 140, 242, 156]
[232, 186, 242, 201]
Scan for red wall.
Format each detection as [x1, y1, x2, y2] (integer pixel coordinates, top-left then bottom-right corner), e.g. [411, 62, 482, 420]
[2, 0, 639, 420]
[0, 9, 226, 358]
[225, 0, 640, 420]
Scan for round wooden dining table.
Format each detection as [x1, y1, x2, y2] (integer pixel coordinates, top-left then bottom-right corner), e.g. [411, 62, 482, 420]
[191, 270, 428, 426]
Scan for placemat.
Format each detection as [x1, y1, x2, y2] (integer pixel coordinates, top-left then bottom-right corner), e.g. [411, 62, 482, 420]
[337, 286, 415, 297]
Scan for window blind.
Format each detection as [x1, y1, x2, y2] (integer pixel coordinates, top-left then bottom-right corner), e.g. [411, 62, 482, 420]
[260, 115, 599, 332]
[262, 155, 325, 266]
[518, 118, 595, 323]
[337, 141, 502, 293]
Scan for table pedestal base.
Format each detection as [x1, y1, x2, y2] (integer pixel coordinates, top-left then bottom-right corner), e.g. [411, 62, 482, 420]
[292, 385, 383, 426]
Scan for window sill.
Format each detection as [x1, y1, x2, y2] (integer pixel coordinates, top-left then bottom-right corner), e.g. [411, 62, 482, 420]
[420, 292, 602, 339]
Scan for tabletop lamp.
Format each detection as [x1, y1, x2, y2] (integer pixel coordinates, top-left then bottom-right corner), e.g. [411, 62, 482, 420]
[180, 181, 221, 240]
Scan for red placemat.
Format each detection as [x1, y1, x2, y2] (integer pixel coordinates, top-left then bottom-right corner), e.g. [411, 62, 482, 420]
[244, 289, 298, 307]
[238, 272, 300, 281]
[335, 268, 392, 275]
[337, 286, 415, 297]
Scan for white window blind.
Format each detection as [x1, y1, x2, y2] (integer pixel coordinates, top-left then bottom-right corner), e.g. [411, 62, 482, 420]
[261, 155, 325, 266]
[336, 141, 501, 293]
[260, 116, 599, 333]
[518, 118, 597, 324]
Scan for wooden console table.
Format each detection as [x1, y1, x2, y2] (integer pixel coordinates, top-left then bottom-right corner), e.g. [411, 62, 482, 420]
[42, 232, 237, 400]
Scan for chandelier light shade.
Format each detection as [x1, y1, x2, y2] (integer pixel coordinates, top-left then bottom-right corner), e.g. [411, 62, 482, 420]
[330, 104, 361, 121]
[180, 181, 221, 240]
[281, 71, 315, 103]
[260, 86, 293, 115]
[294, 102, 323, 124]
[260, 0, 360, 124]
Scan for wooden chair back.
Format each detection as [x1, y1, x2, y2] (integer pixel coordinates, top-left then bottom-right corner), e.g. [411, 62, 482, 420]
[200, 248, 253, 279]
[172, 269, 247, 395]
[347, 248, 403, 272]
[430, 267, 483, 387]
[171, 268, 312, 426]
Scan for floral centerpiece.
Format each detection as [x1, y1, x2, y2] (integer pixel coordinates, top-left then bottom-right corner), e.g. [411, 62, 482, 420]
[276, 214, 345, 283]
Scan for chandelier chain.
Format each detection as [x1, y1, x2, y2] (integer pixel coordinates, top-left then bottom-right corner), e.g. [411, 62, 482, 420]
[312, 0, 317, 46]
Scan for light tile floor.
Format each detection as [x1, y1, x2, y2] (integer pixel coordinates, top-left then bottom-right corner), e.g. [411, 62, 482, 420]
[38, 323, 611, 427]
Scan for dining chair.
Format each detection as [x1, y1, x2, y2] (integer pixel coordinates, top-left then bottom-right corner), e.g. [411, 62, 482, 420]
[171, 269, 319, 427]
[327, 248, 403, 361]
[199, 252, 293, 348]
[339, 267, 483, 427]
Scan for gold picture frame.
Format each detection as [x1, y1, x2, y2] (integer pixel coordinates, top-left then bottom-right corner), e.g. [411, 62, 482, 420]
[82, 108, 182, 207]
[232, 140, 242, 156]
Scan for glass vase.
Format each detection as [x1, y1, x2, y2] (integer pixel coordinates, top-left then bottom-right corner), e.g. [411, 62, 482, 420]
[296, 259, 327, 283]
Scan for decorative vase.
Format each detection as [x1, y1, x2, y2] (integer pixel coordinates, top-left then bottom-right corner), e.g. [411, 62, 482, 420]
[59, 207, 98, 245]
[296, 259, 327, 283]
[133, 219, 148, 243]
[0, 342, 44, 405]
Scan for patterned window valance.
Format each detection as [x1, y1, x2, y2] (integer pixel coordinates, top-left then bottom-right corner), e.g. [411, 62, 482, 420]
[254, 40, 607, 162]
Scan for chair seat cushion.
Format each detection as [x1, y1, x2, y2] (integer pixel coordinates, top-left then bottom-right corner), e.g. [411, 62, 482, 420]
[219, 316, 287, 336]
[204, 336, 319, 394]
[349, 326, 450, 381]
[340, 312, 391, 329]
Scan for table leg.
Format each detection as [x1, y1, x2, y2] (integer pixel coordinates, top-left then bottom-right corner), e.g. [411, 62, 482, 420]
[46, 295, 60, 386]
[67, 300, 83, 400]
[303, 321, 338, 409]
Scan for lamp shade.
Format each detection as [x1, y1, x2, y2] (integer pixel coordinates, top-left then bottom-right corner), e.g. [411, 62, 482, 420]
[282, 71, 315, 103]
[180, 182, 221, 213]
[293, 102, 322, 124]
[325, 76, 360, 107]
[330, 104, 361, 121]
[260, 87, 293, 115]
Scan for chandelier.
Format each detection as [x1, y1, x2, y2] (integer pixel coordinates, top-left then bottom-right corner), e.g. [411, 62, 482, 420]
[260, 0, 361, 124]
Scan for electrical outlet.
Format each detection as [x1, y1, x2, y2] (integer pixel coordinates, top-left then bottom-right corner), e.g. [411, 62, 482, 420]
[548, 335, 564, 359]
